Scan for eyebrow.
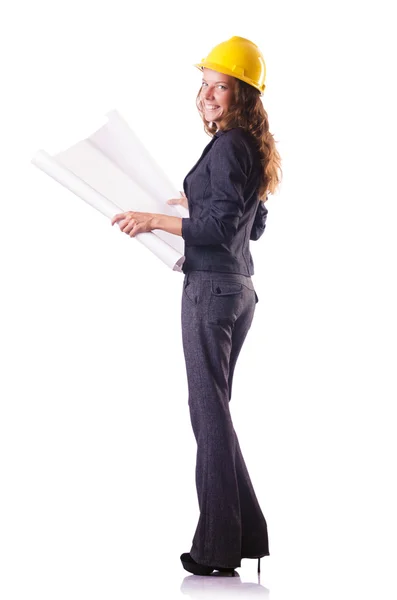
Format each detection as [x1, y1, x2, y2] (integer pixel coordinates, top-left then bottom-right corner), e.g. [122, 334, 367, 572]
[202, 79, 229, 85]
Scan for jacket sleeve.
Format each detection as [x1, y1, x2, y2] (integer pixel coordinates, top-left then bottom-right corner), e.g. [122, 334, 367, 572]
[250, 199, 268, 241]
[181, 133, 251, 246]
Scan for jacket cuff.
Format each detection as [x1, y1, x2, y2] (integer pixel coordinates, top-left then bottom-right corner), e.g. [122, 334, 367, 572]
[250, 201, 268, 241]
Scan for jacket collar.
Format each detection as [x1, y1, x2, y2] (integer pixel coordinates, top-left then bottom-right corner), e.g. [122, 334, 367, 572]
[182, 131, 222, 192]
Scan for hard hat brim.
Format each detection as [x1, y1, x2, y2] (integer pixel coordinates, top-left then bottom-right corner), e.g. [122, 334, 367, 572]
[194, 61, 265, 95]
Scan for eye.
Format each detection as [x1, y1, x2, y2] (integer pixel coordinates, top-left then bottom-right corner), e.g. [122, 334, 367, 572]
[218, 85, 227, 90]
[201, 82, 208, 87]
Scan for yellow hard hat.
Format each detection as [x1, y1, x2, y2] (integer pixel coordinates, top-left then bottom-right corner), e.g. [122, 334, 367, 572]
[194, 36, 266, 95]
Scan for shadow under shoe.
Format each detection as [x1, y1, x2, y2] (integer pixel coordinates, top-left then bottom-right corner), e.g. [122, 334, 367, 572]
[180, 552, 238, 576]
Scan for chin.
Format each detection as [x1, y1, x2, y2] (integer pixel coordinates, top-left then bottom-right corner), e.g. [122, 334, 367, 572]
[206, 112, 222, 121]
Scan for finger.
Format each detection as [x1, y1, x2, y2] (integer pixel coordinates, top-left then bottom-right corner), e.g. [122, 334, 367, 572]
[122, 220, 137, 233]
[111, 213, 127, 225]
[118, 218, 131, 231]
[167, 199, 178, 204]
[115, 210, 136, 224]
[130, 221, 151, 237]
[129, 223, 141, 237]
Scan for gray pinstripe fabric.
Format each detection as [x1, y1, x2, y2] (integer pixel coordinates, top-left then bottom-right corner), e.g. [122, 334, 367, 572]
[181, 128, 268, 276]
[181, 269, 269, 568]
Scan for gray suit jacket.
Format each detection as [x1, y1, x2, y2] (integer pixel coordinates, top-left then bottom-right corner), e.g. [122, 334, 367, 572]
[181, 127, 268, 275]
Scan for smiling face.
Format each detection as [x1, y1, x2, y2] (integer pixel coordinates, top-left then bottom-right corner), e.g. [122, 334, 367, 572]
[200, 68, 236, 127]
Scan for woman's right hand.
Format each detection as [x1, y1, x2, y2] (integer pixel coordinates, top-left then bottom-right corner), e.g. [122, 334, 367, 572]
[167, 191, 188, 210]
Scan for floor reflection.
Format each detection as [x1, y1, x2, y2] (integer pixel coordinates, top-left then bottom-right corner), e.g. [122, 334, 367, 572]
[180, 571, 270, 598]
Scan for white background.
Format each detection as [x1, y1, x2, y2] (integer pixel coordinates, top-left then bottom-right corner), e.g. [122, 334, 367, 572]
[1, 1, 396, 599]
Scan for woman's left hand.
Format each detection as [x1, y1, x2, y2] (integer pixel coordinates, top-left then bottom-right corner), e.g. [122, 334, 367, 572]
[111, 211, 157, 237]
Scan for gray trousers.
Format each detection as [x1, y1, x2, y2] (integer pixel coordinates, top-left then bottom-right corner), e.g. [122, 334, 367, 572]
[181, 270, 270, 569]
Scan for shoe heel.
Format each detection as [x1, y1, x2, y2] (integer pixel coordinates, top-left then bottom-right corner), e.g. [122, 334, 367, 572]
[258, 557, 261, 573]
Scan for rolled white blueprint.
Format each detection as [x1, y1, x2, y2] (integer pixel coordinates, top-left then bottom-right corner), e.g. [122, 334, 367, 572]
[93, 110, 190, 219]
[31, 109, 190, 271]
[31, 150, 185, 272]
[54, 137, 185, 253]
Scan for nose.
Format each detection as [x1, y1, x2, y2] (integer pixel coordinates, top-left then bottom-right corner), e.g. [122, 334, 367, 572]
[203, 85, 215, 100]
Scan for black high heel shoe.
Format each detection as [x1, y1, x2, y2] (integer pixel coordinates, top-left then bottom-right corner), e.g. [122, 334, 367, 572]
[242, 555, 263, 573]
[180, 552, 238, 576]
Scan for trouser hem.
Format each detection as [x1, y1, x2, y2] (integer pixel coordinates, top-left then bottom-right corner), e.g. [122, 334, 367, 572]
[190, 549, 241, 569]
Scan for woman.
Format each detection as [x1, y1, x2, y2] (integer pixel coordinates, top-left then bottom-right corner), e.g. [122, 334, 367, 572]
[111, 36, 282, 576]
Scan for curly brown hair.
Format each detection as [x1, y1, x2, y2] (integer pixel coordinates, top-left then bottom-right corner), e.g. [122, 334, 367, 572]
[196, 79, 282, 200]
